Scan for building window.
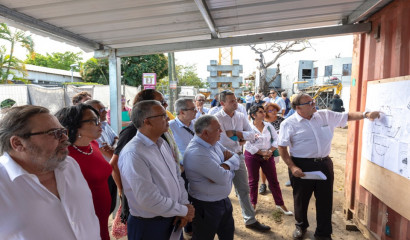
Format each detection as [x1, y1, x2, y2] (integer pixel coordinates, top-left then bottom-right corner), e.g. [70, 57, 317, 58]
[343, 64, 352, 76]
[324, 65, 333, 76]
[313, 67, 318, 78]
[302, 69, 312, 79]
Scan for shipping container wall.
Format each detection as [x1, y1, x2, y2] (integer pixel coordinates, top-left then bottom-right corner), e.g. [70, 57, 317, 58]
[347, 0, 410, 239]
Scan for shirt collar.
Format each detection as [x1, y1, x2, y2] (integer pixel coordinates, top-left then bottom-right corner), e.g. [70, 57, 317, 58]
[221, 108, 235, 117]
[137, 131, 164, 147]
[295, 111, 318, 122]
[192, 135, 213, 149]
[0, 152, 68, 181]
[175, 117, 193, 128]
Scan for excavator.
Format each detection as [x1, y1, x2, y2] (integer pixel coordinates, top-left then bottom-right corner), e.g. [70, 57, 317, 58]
[301, 78, 342, 109]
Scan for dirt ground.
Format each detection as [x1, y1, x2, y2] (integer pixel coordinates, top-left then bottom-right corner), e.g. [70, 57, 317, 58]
[109, 128, 366, 240]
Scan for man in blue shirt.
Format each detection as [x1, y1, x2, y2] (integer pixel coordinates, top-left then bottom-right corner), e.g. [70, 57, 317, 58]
[184, 115, 240, 240]
[169, 98, 197, 159]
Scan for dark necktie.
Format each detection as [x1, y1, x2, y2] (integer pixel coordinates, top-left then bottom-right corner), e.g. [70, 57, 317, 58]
[183, 126, 195, 136]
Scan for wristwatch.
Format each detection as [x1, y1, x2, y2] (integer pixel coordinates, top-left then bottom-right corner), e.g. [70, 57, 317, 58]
[363, 112, 369, 119]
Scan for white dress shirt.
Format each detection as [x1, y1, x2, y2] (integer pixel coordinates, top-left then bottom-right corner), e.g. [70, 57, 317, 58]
[237, 103, 248, 116]
[118, 131, 189, 218]
[278, 110, 348, 158]
[214, 110, 255, 153]
[272, 96, 286, 111]
[169, 118, 195, 161]
[184, 136, 240, 201]
[208, 106, 222, 115]
[195, 107, 209, 120]
[245, 121, 279, 155]
[0, 153, 100, 240]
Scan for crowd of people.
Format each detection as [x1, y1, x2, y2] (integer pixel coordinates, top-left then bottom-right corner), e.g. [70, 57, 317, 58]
[0, 89, 380, 240]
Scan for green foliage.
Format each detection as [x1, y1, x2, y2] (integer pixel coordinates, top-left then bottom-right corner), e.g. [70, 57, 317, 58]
[24, 51, 83, 71]
[80, 58, 109, 84]
[121, 54, 168, 87]
[176, 64, 207, 88]
[0, 23, 34, 83]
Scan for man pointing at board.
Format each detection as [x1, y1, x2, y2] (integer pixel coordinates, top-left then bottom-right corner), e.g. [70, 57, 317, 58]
[278, 93, 380, 240]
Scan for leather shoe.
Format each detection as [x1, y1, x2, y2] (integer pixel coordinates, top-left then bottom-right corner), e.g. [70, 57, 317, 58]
[246, 221, 271, 232]
[293, 226, 306, 239]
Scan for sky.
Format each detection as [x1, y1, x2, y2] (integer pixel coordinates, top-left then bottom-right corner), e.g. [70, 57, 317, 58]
[6, 26, 353, 81]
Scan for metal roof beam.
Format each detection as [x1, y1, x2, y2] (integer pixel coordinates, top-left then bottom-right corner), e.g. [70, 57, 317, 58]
[0, 4, 102, 51]
[194, 0, 220, 39]
[347, 0, 393, 24]
[94, 23, 371, 58]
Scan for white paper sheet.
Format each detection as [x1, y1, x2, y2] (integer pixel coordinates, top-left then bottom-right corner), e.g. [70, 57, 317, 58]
[301, 171, 327, 180]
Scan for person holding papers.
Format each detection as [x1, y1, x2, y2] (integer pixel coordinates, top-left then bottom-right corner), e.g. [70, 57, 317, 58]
[278, 93, 380, 240]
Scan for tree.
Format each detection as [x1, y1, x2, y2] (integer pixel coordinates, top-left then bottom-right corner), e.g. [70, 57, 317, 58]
[0, 23, 34, 83]
[0, 46, 28, 83]
[80, 58, 109, 84]
[176, 64, 207, 88]
[250, 40, 311, 93]
[25, 51, 83, 71]
[121, 54, 168, 86]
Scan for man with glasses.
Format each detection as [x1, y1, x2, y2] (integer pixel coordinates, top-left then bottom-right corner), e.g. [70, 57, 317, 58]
[278, 93, 380, 240]
[215, 90, 271, 232]
[0, 105, 100, 239]
[194, 93, 209, 120]
[118, 100, 194, 240]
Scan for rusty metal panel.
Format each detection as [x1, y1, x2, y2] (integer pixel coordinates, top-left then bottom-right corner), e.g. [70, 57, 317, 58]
[348, 0, 410, 239]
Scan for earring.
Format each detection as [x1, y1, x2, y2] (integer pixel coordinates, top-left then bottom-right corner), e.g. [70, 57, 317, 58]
[78, 133, 81, 138]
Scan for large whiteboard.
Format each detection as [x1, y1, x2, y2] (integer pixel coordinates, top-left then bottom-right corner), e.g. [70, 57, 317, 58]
[361, 78, 410, 179]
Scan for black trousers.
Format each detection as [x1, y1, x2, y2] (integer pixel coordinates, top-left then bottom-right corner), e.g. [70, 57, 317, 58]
[289, 157, 334, 237]
[192, 197, 234, 240]
[108, 175, 117, 214]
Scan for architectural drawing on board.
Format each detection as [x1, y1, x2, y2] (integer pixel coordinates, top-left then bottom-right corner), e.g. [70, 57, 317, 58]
[362, 80, 410, 179]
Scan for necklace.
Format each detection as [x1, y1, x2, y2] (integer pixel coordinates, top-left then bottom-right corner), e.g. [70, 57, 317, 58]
[72, 144, 93, 155]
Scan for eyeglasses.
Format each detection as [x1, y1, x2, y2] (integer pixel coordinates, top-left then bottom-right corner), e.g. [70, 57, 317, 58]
[80, 118, 101, 126]
[146, 113, 168, 120]
[196, 99, 205, 102]
[98, 107, 107, 113]
[298, 99, 315, 106]
[23, 128, 68, 140]
[159, 100, 167, 106]
[183, 108, 197, 112]
[266, 110, 277, 113]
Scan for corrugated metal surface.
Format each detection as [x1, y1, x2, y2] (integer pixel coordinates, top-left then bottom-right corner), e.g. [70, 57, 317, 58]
[348, 0, 410, 239]
[0, 0, 369, 50]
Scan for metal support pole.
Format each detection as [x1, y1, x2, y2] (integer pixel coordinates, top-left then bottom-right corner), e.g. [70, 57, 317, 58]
[168, 52, 174, 113]
[108, 50, 121, 134]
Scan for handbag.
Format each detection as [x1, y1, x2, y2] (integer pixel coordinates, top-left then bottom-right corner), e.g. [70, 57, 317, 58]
[111, 204, 127, 239]
[267, 126, 280, 161]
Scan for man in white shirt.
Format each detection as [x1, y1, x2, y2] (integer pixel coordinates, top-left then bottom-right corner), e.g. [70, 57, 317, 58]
[118, 100, 195, 240]
[270, 90, 286, 116]
[278, 93, 380, 240]
[194, 93, 209, 120]
[214, 90, 271, 232]
[0, 105, 100, 240]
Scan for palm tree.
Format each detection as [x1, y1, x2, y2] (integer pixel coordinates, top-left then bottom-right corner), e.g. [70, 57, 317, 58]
[0, 23, 34, 83]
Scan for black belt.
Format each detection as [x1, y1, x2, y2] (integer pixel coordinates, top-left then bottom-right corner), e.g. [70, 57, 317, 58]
[192, 197, 228, 205]
[133, 215, 167, 221]
[292, 156, 330, 162]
